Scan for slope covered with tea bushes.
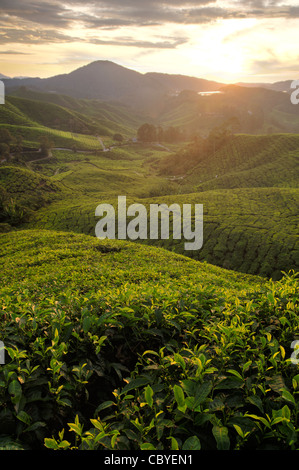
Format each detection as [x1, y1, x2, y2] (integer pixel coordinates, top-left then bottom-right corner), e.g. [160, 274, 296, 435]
[0, 230, 298, 450]
[0, 166, 64, 227]
[158, 133, 299, 190]
[27, 187, 298, 280]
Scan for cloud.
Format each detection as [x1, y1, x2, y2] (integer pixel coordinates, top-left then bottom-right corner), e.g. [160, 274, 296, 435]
[0, 0, 298, 47]
[0, 49, 32, 54]
[250, 57, 299, 74]
[0, 27, 81, 44]
[0, 1, 75, 27]
[89, 36, 188, 48]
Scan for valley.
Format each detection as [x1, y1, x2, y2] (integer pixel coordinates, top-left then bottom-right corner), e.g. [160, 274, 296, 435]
[0, 61, 298, 451]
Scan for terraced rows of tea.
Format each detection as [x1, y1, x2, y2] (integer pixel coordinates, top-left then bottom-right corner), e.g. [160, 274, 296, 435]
[159, 133, 299, 190]
[0, 230, 298, 450]
[0, 88, 298, 452]
[28, 187, 298, 280]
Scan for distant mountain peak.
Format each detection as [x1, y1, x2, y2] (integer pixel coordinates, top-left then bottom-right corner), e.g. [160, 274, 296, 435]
[3, 60, 295, 113]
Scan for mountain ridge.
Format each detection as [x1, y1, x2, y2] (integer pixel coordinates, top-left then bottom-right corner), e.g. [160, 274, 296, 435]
[2, 60, 296, 94]
[2, 60, 298, 129]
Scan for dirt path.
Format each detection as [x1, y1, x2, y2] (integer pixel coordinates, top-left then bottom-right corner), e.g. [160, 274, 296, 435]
[96, 137, 110, 152]
[154, 143, 171, 152]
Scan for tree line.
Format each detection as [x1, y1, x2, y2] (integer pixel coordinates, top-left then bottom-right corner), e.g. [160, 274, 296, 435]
[0, 128, 54, 160]
[137, 123, 187, 143]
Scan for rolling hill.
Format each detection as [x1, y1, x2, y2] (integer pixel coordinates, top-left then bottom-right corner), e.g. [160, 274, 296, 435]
[0, 64, 298, 452]
[26, 186, 298, 280]
[156, 85, 299, 135]
[0, 129, 293, 280]
[3, 61, 298, 131]
[158, 133, 299, 189]
[0, 94, 144, 143]
[0, 228, 298, 450]
[6, 88, 149, 132]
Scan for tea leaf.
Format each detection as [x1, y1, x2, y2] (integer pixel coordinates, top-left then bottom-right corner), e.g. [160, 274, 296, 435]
[212, 426, 230, 450]
[182, 435, 201, 450]
[144, 385, 154, 408]
[120, 377, 151, 396]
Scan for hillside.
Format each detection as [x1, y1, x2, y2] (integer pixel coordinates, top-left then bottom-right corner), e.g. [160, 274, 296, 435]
[0, 229, 298, 450]
[6, 96, 98, 134]
[0, 68, 298, 452]
[0, 95, 143, 145]
[3, 61, 165, 112]
[158, 133, 299, 189]
[6, 88, 148, 135]
[26, 186, 298, 280]
[156, 85, 299, 135]
[3, 62, 299, 134]
[0, 165, 64, 228]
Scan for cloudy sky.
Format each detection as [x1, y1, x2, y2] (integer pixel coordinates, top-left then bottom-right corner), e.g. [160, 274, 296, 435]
[0, 0, 298, 82]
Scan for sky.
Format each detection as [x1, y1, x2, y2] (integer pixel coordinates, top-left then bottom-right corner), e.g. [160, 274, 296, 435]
[0, 0, 299, 83]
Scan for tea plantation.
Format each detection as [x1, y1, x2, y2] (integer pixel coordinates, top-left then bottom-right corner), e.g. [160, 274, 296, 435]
[27, 186, 298, 280]
[0, 108, 298, 452]
[0, 230, 298, 450]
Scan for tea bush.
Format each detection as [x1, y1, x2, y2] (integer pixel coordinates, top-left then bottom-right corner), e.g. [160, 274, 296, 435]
[0, 230, 298, 450]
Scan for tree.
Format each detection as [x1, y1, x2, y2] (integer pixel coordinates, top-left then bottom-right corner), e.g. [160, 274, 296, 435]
[113, 133, 124, 143]
[13, 134, 23, 154]
[206, 123, 232, 155]
[164, 126, 180, 143]
[39, 136, 54, 157]
[0, 128, 13, 146]
[156, 126, 164, 142]
[137, 123, 157, 142]
[0, 143, 10, 159]
[225, 116, 241, 134]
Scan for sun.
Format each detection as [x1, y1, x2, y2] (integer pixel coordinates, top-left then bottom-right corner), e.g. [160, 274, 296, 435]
[181, 19, 257, 82]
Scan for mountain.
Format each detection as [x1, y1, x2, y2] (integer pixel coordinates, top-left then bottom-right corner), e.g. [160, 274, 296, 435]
[155, 83, 299, 134]
[3, 61, 226, 113]
[3, 61, 297, 106]
[145, 72, 223, 93]
[3, 60, 299, 129]
[3, 61, 163, 112]
[237, 80, 294, 93]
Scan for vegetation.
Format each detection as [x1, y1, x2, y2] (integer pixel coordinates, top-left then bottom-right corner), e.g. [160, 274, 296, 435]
[4, 91, 145, 138]
[0, 166, 62, 227]
[0, 230, 298, 450]
[157, 84, 299, 136]
[158, 132, 299, 186]
[0, 83, 298, 451]
[137, 123, 186, 143]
